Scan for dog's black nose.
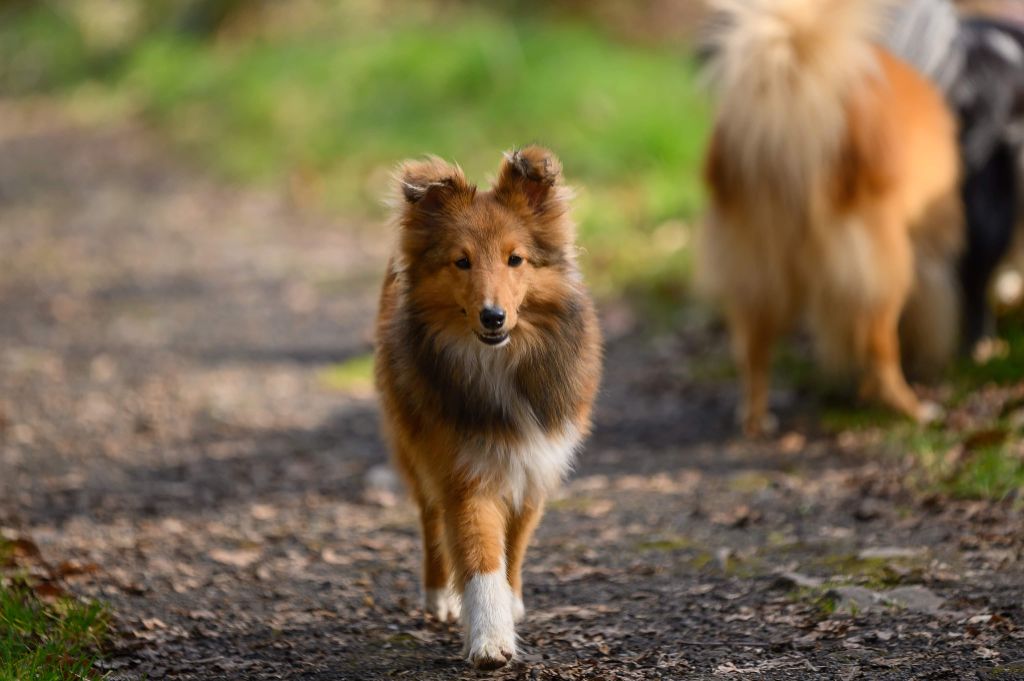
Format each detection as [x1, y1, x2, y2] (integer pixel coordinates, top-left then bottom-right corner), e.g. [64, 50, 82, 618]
[479, 305, 506, 330]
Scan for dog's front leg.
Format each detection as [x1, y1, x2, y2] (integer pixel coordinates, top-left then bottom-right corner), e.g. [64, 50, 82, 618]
[505, 501, 543, 622]
[445, 492, 516, 669]
[418, 501, 460, 622]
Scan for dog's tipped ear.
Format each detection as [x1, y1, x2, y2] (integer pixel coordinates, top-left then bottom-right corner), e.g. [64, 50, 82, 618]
[493, 146, 566, 215]
[394, 157, 473, 211]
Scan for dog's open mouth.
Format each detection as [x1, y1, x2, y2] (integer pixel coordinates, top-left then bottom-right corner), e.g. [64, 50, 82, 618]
[475, 331, 509, 346]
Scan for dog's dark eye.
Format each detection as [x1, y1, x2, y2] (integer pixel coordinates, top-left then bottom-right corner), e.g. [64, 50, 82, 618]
[454, 257, 471, 270]
[508, 254, 524, 267]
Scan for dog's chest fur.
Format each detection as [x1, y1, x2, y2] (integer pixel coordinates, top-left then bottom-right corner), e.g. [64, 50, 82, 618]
[449, 344, 581, 508]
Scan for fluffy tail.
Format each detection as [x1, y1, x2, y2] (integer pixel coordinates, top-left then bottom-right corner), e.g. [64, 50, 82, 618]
[702, 0, 885, 197]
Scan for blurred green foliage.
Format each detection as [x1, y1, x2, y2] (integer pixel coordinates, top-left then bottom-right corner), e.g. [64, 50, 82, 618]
[0, 3, 90, 91]
[1, 0, 709, 303]
[319, 353, 375, 394]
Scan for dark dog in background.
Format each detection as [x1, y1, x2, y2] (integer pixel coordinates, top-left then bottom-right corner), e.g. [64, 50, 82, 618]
[885, 2, 1024, 356]
[953, 16, 1024, 353]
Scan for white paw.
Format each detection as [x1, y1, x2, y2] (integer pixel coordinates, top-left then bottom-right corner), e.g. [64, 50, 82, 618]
[511, 594, 525, 623]
[736, 405, 778, 437]
[972, 338, 1009, 364]
[423, 588, 461, 623]
[466, 633, 516, 670]
[916, 400, 944, 425]
[463, 571, 517, 669]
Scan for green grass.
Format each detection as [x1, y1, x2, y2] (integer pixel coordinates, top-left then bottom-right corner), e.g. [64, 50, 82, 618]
[0, 4, 91, 94]
[1, 543, 110, 680]
[952, 318, 1024, 390]
[819, 405, 902, 433]
[903, 426, 1024, 501]
[634, 536, 696, 552]
[4, 2, 709, 303]
[318, 353, 374, 394]
[817, 317, 1024, 501]
[810, 553, 925, 589]
[791, 311, 1024, 502]
[115, 15, 709, 299]
[820, 411, 1024, 502]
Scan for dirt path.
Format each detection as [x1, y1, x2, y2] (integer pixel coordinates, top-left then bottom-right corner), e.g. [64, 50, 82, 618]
[0, 101, 1022, 680]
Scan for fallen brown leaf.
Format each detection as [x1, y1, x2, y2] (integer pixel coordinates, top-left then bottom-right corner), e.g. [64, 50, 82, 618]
[209, 547, 262, 568]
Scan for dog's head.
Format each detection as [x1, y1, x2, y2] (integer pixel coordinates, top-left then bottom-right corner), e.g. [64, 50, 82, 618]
[393, 146, 574, 348]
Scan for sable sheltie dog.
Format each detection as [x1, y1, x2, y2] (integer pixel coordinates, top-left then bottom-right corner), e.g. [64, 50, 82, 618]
[698, 0, 965, 435]
[374, 146, 601, 669]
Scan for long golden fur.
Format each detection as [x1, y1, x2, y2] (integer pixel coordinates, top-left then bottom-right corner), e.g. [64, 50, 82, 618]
[375, 146, 602, 669]
[699, 0, 964, 435]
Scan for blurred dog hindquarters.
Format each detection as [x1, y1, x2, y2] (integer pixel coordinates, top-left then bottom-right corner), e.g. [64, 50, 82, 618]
[698, 0, 964, 435]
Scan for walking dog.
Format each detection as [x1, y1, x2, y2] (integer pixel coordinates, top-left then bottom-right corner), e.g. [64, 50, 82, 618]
[698, 0, 964, 434]
[375, 146, 602, 668]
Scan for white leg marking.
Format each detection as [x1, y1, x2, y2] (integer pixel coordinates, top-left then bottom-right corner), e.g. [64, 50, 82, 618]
[423, 587, 461, 623]
[735, 403, 778, 435]
[462, 570, 516, 669]
[916, 400, 944, 425]
[511, 593, 526, 623]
